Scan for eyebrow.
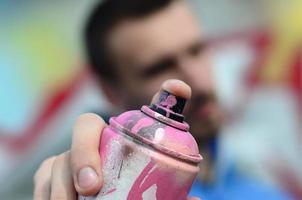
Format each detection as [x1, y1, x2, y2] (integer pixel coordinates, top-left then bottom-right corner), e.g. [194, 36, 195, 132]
[187, 40, 207, 56]
[139, 56, 177, 78]
[137, 40, 206, 78]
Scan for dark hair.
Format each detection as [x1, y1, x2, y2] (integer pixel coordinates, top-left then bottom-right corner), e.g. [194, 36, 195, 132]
[84, 0, 174, 82]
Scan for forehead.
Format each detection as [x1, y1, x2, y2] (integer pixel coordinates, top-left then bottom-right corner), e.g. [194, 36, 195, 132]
[108, 1, 202, 67]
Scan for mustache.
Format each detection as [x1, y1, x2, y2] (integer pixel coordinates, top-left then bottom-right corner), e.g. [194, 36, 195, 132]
[187, 92, 216, 112]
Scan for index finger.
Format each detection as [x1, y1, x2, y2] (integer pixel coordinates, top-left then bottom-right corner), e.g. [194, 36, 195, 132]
[71, 113, 106, 196]
[151, 79, 192, 104]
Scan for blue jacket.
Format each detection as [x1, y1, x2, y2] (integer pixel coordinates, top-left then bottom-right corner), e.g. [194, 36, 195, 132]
[190, 169, 294, 200]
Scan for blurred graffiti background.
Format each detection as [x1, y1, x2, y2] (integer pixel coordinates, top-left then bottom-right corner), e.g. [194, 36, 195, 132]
[0, 0, 301, 199]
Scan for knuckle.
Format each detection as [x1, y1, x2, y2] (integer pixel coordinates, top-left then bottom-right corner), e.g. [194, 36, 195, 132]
[41, 156, 56, 168]
[34, 156, 56, 183]
[51, 151, 70, 170]
[54, 153, 66, 163]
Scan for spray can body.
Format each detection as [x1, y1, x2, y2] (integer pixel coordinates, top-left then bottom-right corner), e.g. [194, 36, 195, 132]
[79, 91, 202, 199]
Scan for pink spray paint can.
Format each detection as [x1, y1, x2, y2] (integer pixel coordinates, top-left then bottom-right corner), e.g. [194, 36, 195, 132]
[79, 90, 202, 200]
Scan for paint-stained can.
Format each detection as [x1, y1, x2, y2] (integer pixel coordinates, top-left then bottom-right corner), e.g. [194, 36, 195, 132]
[79, 90, 202, 200]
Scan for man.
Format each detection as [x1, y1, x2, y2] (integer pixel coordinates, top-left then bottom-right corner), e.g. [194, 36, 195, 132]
[34, 0, 293, 199]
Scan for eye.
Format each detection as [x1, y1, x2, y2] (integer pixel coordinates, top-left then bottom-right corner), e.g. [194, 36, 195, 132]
[140, 57, 177, 78]
[188, 42, 206, 57]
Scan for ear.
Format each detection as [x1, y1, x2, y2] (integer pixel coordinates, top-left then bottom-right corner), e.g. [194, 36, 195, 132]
[99, 78, 124, 108]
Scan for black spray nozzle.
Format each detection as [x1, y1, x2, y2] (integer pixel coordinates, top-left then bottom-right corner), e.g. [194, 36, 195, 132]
[149, 90, 187, 122]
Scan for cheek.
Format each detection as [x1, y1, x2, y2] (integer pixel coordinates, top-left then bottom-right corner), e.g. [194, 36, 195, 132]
[188, 54, 216, 92]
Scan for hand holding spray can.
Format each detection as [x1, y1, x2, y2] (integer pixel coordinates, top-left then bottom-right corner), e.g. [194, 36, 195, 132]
[79, 89, 202, 200]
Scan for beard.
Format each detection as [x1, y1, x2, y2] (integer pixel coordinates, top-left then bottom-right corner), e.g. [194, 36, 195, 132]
[184, 92, 222, 146]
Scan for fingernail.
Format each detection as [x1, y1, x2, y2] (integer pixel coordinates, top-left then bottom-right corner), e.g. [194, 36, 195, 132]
[78, 167, 98, 189]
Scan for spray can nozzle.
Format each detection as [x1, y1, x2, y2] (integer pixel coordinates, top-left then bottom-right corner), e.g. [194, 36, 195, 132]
[149, 90, 187, 122]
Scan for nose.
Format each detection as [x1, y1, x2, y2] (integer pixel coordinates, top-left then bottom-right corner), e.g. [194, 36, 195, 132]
[178, 53, 215, 95]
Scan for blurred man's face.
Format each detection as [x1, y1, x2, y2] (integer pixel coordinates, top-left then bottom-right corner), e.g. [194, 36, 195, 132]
[106, 1, 220, 143]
